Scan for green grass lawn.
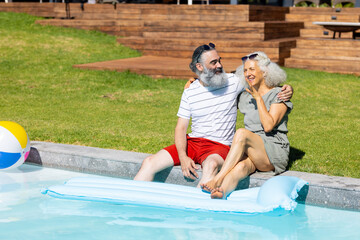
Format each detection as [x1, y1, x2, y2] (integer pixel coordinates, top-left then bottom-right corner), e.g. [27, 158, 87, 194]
[1, 12, 359, 178]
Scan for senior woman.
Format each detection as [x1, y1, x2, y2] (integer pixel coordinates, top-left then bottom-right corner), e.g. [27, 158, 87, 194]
[201, 51, 293, 199]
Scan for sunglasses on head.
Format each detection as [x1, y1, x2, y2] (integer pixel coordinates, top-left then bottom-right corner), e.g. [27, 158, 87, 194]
[203, 42, 215, 50]
[196, 43, 216, 63]
[241, 53, 258, 62]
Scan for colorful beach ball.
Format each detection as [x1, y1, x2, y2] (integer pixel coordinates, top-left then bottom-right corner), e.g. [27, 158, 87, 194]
[0, 121, 30, 170]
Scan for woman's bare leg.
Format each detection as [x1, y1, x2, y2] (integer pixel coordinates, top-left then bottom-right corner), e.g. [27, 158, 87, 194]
[211, 158, 256, 199]
[203, 128, 274, 191]
[201, 130, 248, 191]
[201, 154, 247, 193]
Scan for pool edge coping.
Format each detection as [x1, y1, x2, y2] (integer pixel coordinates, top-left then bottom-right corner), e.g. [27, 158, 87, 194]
[26, 141, 360, 211]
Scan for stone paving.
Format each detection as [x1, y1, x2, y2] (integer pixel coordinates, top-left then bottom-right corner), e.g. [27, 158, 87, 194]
[27, 141, 360, 211]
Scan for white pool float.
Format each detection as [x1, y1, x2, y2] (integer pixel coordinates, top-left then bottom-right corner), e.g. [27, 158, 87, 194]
[41, 175, 307, 214]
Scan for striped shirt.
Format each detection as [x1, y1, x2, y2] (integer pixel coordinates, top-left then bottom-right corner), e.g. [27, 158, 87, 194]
[177, 73, 245, 146]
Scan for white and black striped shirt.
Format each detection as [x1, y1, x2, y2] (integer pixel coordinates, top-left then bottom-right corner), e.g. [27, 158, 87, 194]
[177, 73, 244, 146]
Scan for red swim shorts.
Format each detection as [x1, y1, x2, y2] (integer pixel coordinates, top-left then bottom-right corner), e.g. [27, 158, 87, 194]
[163, 135, 230, 166]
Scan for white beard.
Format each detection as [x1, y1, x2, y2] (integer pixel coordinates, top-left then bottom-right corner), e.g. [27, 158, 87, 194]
[199, 66, 228, 88]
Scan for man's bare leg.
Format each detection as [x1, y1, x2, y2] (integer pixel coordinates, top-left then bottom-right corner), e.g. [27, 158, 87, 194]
[211, 158, 256, 199]
[134, 149, 174, 181]
[197, 154, 224, 188]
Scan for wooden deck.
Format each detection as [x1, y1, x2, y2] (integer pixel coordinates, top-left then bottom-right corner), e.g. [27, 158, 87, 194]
[1, 3, 359, 77]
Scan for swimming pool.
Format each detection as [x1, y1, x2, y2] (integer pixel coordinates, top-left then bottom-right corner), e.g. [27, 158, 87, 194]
[1, 164, 359, 239]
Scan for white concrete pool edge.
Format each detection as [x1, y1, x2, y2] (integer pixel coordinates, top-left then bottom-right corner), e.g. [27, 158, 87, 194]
[26, 141, 360, 211]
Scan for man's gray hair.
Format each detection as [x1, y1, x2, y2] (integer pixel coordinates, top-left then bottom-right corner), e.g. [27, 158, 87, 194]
[235, 51, 287, 88]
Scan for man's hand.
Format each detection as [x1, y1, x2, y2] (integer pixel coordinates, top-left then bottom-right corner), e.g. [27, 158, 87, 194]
[179, 156, 199, 180]
[278, 84, 293, 101]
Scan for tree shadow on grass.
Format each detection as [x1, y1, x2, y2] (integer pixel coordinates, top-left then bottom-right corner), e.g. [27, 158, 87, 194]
[287, 146, 306, 169]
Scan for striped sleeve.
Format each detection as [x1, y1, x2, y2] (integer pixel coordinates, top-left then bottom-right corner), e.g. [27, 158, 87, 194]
[177, 91, 191, 119]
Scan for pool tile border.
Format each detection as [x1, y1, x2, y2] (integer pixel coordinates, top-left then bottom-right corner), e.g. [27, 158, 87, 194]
[27, 141, 360, 211]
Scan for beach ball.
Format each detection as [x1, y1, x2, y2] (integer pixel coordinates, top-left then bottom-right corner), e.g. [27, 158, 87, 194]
[0, 121, 30, 170]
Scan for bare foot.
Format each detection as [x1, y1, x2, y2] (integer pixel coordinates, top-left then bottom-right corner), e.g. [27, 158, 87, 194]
[200, 178, 219, 193]
[200, 183, 214, 193]
[211, 187, 225, 199]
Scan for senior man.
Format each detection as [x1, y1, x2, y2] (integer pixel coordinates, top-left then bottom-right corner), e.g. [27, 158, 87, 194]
[134, 43, 293, 186]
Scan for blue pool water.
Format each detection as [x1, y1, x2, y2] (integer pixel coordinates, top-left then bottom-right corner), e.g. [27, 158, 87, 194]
[0, 164, 359, 240]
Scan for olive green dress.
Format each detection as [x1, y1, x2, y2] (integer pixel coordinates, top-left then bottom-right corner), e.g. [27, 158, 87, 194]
[238, 87, 293, 174]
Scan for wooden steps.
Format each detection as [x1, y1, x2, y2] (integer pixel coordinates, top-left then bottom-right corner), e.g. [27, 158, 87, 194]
[300, 28, 354, 39]
[117, 37, 296, 65]
[3, 3, 360, 77]
[284, 8, 360, 75]
[17, 3, 297, 78]
[290, 47, 360, 61]
[284, 38, 360, 75]
[48, 4, 288, 21]
[141, 21, 302, 41]
[0, 2, 56, 18]
[286, 13, 360, 22]
[34, 3, 302, 72]
[37, 18, 303, 40]
[300, 22, 354, 39]
[296, 38, 360, 49]
[286, 7, 360, 39]
[116, 18, 301, 65]
[288, 7, 360, 14]
[285, 58, 360, 75]
[50, 4, 252, 21]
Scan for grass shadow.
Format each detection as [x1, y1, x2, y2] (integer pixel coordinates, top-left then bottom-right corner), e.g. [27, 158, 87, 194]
[288, 146, 305, 169]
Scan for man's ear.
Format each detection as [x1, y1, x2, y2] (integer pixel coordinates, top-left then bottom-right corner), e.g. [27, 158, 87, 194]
[196, 63, 203, 72]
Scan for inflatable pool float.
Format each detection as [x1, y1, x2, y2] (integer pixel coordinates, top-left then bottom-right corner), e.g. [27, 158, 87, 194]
[42, 175, 307, 214]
